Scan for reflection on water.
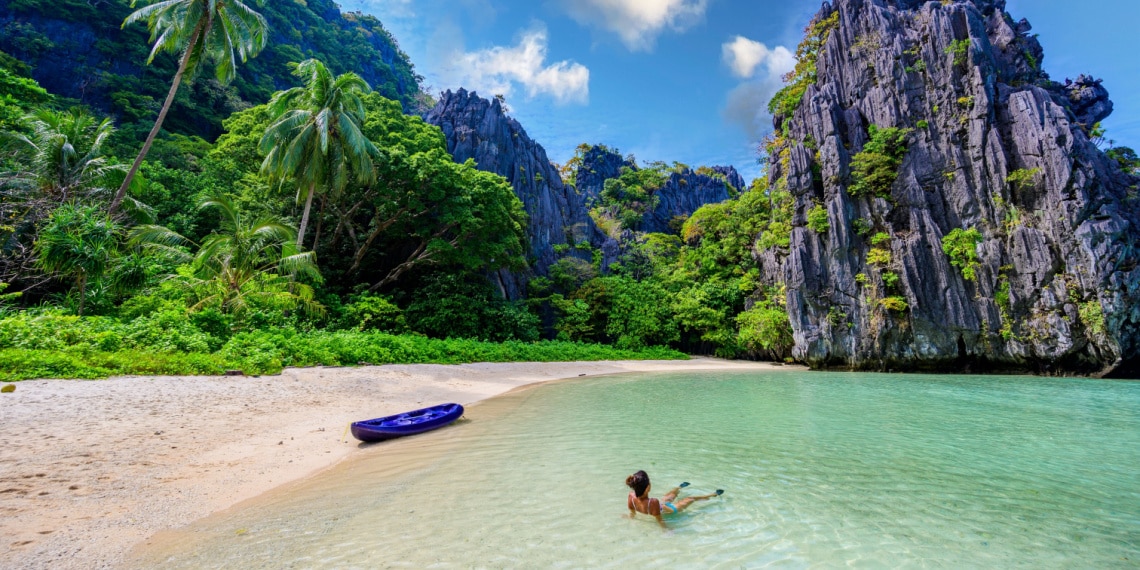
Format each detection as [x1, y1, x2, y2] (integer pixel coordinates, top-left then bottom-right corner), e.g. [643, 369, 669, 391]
[134, 371, 1140, 568]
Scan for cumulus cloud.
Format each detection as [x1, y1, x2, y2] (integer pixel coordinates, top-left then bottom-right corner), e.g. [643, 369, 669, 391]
[445, 27, 590, 105]
[560, 0, 709, 52]
[722, 36, 794, 79]
[720, 36, 796, 142]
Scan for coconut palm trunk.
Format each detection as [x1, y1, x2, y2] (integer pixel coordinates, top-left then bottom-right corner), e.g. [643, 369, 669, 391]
[297, 183, 317, 248]
[109, 19, 207, 216]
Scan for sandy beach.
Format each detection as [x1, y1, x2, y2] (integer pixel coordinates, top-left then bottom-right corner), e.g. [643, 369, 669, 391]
[0, 358, 787, 569]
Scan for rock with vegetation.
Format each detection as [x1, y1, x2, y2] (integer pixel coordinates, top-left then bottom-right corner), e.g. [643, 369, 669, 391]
[761, 0, 1140, 376]
[572, 144, 745, 235]
[425, 89, 607, 300]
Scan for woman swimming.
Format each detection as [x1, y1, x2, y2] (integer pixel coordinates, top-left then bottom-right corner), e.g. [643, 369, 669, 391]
[625, 470, 722, 527]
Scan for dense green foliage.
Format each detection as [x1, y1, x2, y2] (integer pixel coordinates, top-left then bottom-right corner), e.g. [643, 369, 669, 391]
[0, 0, 423, 146]
[595, 163, 669, 231]
[0, 311, 685, 381]
[850, 126, 911, 198]
[942, 227, 984, 281]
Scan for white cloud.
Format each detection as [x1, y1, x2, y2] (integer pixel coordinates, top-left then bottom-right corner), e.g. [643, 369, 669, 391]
[445, 27, 590, 105]
[720, 36, 796, 141]
[560, 0, 709, 52]
[722, 36, 794, 79]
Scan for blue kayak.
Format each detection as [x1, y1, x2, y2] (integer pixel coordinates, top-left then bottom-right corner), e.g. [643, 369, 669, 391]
[350, 403, 464, 443]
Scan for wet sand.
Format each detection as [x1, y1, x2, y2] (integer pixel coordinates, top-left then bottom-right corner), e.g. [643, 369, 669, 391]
[0, 358, 788, 569]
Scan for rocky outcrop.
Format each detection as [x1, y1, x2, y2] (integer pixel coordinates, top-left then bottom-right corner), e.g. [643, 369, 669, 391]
[575, 145, 745, 235]
[643, 166, 745, 234]
[426, 89, 606, 299]
[763, 0, 1140, 376]
[574, 145, 630, 205]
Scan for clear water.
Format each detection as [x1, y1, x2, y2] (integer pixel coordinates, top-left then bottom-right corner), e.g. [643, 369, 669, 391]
[136, 371, 1140, 568]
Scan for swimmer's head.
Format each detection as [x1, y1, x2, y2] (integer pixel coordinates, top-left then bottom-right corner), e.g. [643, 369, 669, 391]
[626, 470, 650, 497]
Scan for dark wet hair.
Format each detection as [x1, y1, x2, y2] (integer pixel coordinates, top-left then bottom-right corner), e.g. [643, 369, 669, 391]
[626, 470, 650, 497]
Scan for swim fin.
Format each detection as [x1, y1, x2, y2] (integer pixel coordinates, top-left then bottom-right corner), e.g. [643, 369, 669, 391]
[715, 489, 724, 495]
[679, 482, 690, 488]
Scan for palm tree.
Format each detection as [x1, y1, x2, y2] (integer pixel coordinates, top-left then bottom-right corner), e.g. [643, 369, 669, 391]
[4, 108, 123, 201]
[132, 192, 323, 316]
[110, 0, 268, 215]
[259, 59, 378, 248]
[34, 204, 119, 316]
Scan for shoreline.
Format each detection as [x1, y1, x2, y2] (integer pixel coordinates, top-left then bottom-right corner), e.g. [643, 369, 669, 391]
[0, 358, 791, 569]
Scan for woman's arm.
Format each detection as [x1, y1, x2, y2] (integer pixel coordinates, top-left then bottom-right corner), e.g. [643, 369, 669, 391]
[627, 493, 636, 517]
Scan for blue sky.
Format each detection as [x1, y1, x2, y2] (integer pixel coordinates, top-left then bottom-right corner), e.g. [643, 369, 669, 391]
[340, 0, 1139, 184]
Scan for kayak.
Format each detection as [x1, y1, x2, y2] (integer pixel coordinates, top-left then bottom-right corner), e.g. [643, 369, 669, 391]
[350, 403, 464, 443]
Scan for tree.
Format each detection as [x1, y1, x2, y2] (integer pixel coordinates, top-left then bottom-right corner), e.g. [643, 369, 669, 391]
[111, 0, 268, 215]
[259, 59, 377, 248]
[132, 192, 322, 316]
[34, 204, 119, 315]
[4, 108, 123, 202]
[2, 109, 131, 287]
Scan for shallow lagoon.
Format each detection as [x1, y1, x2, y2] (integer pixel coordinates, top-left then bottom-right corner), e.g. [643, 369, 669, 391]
[137, 371, 1140, 568]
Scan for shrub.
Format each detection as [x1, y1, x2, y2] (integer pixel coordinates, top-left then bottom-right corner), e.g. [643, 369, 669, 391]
[807, 203, 830, 233]
[881, 271, 900, 290]
[1079, 300, 1106, 338]
[879, 296, 909, 312]
[916, 120, 929, 129]
[1006, 168, 1041, 192]
[736, 301, 793, 353]
[850, 125, 911, 198]
[336, 294, 407, 333]
[867, 248, 892, 267]
[852, 218, 874, 236]
[945, 38, 970, 67]
[942, 227, 983, 281]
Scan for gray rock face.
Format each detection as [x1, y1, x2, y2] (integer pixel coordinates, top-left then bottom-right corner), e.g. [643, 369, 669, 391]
[574, 146, 631, 205]
[425, 89, 606, 299]
[575, 145, 745, 235]
[643, 167, 745, 234]
[764, 0, 1140, 376]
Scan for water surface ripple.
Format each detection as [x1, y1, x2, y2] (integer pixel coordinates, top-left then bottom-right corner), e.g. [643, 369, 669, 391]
[138, 371, 1140, 568]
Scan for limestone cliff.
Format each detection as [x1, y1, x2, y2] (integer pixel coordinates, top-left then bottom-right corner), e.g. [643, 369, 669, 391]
[762, 0, 1140, 376]
[425, 90, 606, 299]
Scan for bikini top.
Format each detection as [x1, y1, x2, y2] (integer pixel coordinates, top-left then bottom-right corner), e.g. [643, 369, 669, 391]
[632, 493, 658, 515]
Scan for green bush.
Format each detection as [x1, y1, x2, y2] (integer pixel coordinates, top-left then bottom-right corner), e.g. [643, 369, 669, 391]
[736, 300, 793, 353]
[850, 126, 911, 198]
[879, 296, 909, 312]
[945, 39, 971, 67]
[335, 294, 407, 333]
[807, 203, 830, 233]
[942, 227, 984, 281]
[404, 274, 540, 342]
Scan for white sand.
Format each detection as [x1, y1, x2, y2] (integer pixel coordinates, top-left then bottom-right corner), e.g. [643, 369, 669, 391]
[0, 358, 790, 569]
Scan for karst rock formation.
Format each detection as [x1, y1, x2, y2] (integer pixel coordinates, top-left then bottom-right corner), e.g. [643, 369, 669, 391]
[762, 0, 1139, 376]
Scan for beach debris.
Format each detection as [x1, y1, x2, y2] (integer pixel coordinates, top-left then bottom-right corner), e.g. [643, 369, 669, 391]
[224, 370, 245, 376]
[1, 384, 15, 393]
[154, 431, 164, 436]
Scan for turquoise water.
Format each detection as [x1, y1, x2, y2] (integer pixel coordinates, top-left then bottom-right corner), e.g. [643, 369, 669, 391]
[138, 371, 1140, 568]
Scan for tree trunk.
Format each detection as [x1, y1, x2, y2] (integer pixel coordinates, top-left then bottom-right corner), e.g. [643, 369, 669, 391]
[296, 183, 316, 248]
[312, 195, 326, 251]
[109, 21, 206, 216]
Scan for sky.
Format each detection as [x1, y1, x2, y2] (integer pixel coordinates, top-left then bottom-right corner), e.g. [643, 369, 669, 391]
[338, 0, 1140, 184]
